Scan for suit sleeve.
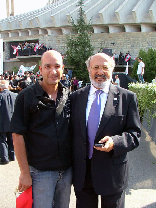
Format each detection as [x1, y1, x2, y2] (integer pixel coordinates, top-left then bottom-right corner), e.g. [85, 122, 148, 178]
[112, 93, 141, 157]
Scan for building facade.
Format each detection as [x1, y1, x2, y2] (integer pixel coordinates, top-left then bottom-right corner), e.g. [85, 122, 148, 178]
[0, 0, 156, 72]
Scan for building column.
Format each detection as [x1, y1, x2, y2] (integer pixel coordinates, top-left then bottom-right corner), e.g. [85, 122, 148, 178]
[6, 0, 10, 17]
[11, 0, 14, 16]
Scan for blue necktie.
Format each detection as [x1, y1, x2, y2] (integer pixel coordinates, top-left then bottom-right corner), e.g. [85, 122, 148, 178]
[87, 90, 103, 159]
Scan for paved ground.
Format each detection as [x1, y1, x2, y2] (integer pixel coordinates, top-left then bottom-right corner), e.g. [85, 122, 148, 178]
[0, 128, 156, 208]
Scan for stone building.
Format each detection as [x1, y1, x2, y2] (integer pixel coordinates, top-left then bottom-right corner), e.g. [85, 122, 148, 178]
[0, 0, 156, 72]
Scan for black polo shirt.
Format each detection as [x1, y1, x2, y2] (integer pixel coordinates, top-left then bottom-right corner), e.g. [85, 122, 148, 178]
[9, 82, 72, 171]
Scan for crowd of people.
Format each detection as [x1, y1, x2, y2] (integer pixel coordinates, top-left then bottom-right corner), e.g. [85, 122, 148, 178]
[60, 71, 83, 92]
[11, 42, 52, 56]
[0, 50, 141, 208]
[1, 69, 82, 95]
[1, 71, 40, 93]
[113, 51, 131, 65]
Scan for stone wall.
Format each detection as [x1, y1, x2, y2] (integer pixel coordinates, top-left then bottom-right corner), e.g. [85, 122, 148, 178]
[3, 31, 156, 72]
[40, 32, 156, 59]
[91, 32, 156, 58]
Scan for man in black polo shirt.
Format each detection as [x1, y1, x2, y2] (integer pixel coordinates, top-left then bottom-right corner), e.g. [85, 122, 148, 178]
[9, 50, 72, 208]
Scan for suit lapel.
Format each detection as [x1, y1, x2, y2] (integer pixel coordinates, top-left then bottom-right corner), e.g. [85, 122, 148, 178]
[95, 84, 120, 141]
[78, 86, 90, 141]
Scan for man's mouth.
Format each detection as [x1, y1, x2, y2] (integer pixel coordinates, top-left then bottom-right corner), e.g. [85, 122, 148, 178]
[94, 74, 107, 80]
[49, 76, 58, 79]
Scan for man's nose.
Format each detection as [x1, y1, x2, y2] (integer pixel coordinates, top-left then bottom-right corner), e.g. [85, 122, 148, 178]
[50, 67, 57, 74]
[98, 67, 104, 75]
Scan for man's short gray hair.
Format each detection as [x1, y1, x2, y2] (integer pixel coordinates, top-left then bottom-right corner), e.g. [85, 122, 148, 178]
[85, 53, 115, 69]
[0, 80, 9, 89]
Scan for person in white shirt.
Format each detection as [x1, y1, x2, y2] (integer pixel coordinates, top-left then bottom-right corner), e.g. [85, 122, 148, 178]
[113, 75, 120, 87]
[113, 52, 119, 65]
[137, 57, 145, 83]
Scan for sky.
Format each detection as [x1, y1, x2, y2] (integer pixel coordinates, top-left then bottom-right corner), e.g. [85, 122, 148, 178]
[0, 0, 48, 20]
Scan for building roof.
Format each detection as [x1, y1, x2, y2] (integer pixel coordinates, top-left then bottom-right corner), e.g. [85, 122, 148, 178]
[0, 0, 156, 39]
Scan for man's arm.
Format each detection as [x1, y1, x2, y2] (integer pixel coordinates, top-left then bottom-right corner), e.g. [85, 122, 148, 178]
[141, 62, 145, 75]
[141, 66, 144, 75]
[12, 133, 32, 192]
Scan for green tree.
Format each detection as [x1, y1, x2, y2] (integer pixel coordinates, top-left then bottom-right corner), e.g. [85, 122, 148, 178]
[65, 0, 94, 83]
[11, 66, 19, 74]
[131, 48, 156, 82]
[145, 48, 156, 81]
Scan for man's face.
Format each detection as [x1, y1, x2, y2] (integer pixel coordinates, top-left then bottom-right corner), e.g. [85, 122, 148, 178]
[39, 51, 64, 86]
[88, 54, 113, 89]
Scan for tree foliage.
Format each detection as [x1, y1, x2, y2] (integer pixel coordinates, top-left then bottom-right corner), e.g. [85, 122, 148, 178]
[131, 48, 156, 82]
[65, 0, 94, 83]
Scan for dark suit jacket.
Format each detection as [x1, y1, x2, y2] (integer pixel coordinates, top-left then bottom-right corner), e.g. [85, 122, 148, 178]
[0, 89, 17, 132]
[70, 83, 141, 195]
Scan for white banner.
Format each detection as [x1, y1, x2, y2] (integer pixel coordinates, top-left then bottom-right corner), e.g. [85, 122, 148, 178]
[17, 64, 37, 75]
[17, 65, 25, 76]
[0, 39, 3, 75]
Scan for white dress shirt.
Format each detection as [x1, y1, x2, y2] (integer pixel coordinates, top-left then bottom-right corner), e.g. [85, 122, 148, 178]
[86, 83, 110, 126]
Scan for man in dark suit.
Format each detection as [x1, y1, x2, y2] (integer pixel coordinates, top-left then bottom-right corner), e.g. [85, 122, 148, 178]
[70, 53, 141, 208]
[0, 80, 17, 164]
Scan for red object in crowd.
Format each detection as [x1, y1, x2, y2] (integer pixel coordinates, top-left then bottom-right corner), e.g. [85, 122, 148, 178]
[125, 54, 131, 62]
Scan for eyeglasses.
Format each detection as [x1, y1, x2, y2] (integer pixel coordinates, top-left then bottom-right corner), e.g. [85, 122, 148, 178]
[91, 65, 110, 72]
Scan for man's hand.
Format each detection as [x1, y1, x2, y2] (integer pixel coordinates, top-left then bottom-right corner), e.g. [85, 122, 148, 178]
[94, 136, 114, 152]
[18, 172, 32, 192]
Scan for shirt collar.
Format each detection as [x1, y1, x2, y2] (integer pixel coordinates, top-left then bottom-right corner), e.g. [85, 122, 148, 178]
[35, 81, 63, 97]
[35, 81, 69, 103]
[90, 82, 110, 95]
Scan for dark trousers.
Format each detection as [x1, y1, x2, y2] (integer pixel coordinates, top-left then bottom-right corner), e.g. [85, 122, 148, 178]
[75, 159, 125, 208]
[115, 58, 118, 65]
[0, 132, 15, 162]
[74, 85, 78, 91]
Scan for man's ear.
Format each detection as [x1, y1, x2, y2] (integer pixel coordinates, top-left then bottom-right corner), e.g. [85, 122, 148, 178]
[87, 67, 90, 72]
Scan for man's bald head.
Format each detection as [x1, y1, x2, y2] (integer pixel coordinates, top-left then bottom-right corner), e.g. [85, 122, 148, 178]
[86, 53, 115, 71]
[39, 50, 64, 87]
[41, 50, 63, 67]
